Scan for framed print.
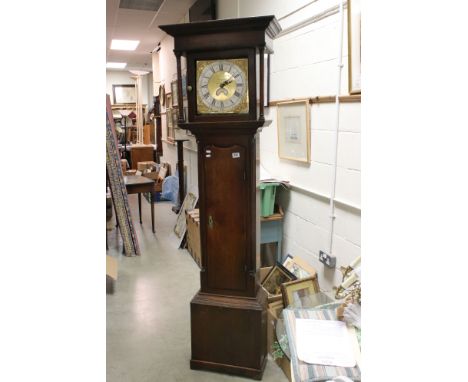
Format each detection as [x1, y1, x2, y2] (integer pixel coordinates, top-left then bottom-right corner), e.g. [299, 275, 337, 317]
[165, 93, 172, 110]
[159, 85, 166, 106]
[282, 254, 317, 279]
[171, 80, 178, 107]
[348, 0, 361, 94]
[261, 262, 297, 298]
[277, 99, 310, 162]
[166, 108, 174, 142]
[281, 277, 320, 308]
[171, 108, 179, 128]
[112, 84, 136, 104]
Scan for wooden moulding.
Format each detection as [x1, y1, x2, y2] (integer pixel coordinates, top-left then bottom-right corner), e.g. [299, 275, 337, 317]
[268, 94, 361, 106]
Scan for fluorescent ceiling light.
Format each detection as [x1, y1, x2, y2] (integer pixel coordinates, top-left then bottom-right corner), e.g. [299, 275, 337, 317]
[111, 39, 140, 51]
[129, 70, 149, 76]
[106, 62, 127, 69]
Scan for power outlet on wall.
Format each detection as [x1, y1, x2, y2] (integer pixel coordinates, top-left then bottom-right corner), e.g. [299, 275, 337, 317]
[319, 250, 336, 268]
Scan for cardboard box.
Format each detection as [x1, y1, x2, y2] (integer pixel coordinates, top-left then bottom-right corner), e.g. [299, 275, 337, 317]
[259, 266, 273, 283]
[274, 355, 292, 382]
[106, 255, 118, 295]
[266, 299, 292, 381]
[106, 255, 118, 280]
[267, 300, 283, 355]
[120, 159, 129, 174]
[137, 161, 158, 172]
[142, 171, 160, 181]
[142, 162, 169, 193]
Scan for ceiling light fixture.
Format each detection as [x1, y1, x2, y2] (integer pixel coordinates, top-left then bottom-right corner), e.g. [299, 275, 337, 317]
[111, 39, 140, 51]
[129, 70, 149, 76]
[106, 62, 127, 69]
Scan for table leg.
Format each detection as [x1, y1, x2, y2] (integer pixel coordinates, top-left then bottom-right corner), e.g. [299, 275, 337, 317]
[151, 192, 155, 233]
[138, 193, 142, 224]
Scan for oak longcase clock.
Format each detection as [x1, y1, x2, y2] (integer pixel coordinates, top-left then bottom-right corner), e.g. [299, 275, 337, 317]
[160, 16, 281, 380]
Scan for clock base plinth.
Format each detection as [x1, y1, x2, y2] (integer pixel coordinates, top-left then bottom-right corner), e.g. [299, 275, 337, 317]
[190, 289, 267, 380]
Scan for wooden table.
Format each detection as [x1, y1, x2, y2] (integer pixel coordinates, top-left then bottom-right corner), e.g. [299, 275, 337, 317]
[124, 175, 155, 233]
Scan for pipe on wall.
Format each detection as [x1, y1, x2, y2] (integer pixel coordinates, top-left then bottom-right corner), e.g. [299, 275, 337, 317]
[327, 0, 345, 255]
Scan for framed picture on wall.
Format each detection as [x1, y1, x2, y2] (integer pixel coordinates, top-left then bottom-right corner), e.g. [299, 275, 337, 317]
[348, 0, 361, 94]
[112, 84, 136, 104]
[171, 108, 179, 128]
[171, 80, 178, 107]
[277, 99, 310, 163]
[166, 108, 174, 142]
[166, 93, 172, 110]
[159, 85, 166, 107]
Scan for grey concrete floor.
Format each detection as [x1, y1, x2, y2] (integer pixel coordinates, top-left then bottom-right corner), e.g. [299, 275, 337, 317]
[107, 195, 288, 382]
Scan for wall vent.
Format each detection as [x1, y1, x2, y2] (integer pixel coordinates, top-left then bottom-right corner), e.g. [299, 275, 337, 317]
[119, 0, 164, 12]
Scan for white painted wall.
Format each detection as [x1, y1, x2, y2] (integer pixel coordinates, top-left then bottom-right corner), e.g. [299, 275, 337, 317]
[157, 28, 199, 195]
[218, 0, 360, 292]
[155, 0, 360, 292]
[106, 69, 152, 106]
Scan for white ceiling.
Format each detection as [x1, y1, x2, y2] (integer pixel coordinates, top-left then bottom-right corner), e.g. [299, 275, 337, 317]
[106, 0, 197, 71]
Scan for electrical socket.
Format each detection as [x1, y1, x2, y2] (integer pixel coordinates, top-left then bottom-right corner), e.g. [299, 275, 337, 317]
[319, 250, 336, 268]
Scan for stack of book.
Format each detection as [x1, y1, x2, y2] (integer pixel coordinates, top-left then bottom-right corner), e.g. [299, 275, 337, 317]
[283, 307, 361, 382]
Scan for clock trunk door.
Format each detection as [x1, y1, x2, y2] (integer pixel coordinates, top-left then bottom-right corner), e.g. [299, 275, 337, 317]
[204, 144, 247, 292]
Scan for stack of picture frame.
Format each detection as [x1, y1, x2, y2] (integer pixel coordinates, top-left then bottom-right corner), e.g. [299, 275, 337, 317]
[260, 255, 321, 308]
[106, 95, 140, 256]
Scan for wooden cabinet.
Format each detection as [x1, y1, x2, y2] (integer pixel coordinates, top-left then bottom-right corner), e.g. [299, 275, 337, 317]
[130, 145, 153, 170]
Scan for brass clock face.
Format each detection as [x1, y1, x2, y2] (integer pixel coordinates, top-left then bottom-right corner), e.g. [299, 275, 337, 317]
[196, 58, 249, 114]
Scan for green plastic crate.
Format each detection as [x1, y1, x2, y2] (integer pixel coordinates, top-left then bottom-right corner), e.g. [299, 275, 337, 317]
[259, 182, 280, 217]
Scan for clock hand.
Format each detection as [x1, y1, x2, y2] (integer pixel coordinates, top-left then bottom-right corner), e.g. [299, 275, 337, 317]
[219, 76, 234, 88]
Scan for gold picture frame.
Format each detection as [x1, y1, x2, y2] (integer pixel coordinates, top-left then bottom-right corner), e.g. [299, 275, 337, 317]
[112, 84, 136, 104]
[261, 262, 297, 299]
[166, 108, 174, 142]
[277, 99, 310, 163]
[281, 276, 320, 308]
[348, 0, 361, 94]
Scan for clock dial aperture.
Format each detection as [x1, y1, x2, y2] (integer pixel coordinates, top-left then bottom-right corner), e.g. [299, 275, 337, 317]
[196, 58, 249, 114]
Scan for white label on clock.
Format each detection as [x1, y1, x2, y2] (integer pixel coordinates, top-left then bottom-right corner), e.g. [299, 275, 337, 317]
[232, 152, 240, 158]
